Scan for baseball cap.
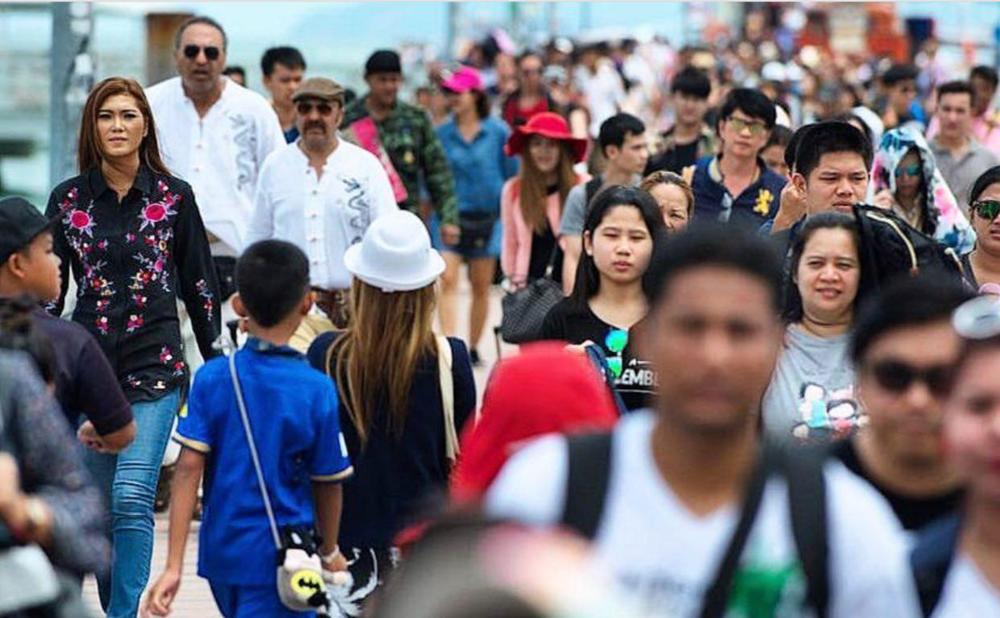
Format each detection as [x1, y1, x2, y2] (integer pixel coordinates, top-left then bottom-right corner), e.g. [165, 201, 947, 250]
[440, 66, 483, 94]
[292, 77, 346, 104]
[0, 197, 52, 265]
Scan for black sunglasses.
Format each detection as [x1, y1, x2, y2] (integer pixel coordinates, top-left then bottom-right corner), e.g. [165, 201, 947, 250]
[867, 360, 953, 398]
[972, 199, 1000, 221]
[183, 45, 221, 61]
[296, 101, 334, 116]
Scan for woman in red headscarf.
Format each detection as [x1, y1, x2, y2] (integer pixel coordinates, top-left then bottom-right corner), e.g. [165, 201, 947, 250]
[500, 113, 589, 290]
[451, 342, 618, 504]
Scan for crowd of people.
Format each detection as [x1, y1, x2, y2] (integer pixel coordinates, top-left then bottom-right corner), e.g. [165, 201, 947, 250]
[2, 10, 1000, 618]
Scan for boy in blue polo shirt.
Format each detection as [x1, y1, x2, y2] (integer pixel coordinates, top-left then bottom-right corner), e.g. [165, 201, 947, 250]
[144, 240, 352, 617]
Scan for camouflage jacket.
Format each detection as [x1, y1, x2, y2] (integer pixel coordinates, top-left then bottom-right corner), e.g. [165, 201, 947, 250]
[343, 96, 458, 225]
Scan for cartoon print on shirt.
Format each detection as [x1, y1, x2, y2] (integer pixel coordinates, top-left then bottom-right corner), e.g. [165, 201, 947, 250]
[791, 382, 865, 443]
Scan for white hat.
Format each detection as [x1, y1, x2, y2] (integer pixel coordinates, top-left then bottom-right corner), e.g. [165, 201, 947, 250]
[343, 210, 445, 292]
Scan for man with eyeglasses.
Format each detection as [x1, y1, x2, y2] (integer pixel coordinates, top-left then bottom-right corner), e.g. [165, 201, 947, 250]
[690, 88, 786, 229]
[247, 78, 396, 351]
[147, 15, 285, 305]
[834, 274, 971, 534]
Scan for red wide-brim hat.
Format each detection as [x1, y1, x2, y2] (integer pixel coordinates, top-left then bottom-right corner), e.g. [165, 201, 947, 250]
[504, 112, 589, 163]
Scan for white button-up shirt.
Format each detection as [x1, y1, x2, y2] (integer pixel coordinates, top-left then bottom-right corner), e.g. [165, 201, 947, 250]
[146, 76, 285, 256]
[247, 139, 398, 290]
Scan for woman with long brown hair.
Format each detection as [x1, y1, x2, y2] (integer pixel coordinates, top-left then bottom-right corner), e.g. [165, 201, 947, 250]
[45, 76, 220, 617]
[500, 112, 587, 292]
[307, 210, 475, 611]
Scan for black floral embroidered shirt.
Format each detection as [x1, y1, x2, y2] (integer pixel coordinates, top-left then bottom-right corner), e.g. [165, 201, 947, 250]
[47, 166, 221, 403]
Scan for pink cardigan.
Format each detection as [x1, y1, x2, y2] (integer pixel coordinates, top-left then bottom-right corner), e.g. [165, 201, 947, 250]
[500, 177, 584, 284]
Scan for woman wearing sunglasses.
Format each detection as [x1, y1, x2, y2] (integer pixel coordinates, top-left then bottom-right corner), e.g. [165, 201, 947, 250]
[870, 127, 976, 255]
[538, 186, 664, 412]
[961, 166, 1000, 292]
[909, 296, 1000, 617]
[762, 212, 866, 443]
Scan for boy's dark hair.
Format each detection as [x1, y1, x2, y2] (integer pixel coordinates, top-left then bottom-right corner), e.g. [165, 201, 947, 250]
[261, 46, 306, 77]
[644, 223, 783, 312]
[223, 66, 245, 80]
[671, 67, 711, 99]
[794, 121, 873, 179]
[236, 240, 310, 328]
[850, 274, 973, 365]
[882, 63, 919, 87]
[597, 113, 645, 155]
[970, 65, 999, 90]
[174, 16, 227, 51]
[936, 80, 974, 103]
[570, 185, 665, 307]
[782, 212, 861, 323]
[765, 125, 793, 150]
[784, 123, 815, 172]
[970, 165, 1000, 205]
[717, 88, 776, 134]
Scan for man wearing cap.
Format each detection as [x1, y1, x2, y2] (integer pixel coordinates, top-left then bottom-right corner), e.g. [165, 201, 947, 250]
[343, 49, 459, 243]
[0, 196, 135, 453]
[248, 77, 397, 351]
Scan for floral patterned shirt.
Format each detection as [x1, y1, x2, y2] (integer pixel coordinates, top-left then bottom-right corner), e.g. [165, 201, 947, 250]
[47, 166, 221, 403]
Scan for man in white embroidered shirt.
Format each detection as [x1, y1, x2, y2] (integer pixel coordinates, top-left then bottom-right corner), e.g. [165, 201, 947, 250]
[247, 77, 396, 351]
[146, 15, 285, 301]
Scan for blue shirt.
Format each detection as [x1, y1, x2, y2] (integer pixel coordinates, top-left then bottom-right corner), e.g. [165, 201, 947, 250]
[175, 338, 352, 585]
[436, 116, 518, 214]
[691, 155, 786, 229]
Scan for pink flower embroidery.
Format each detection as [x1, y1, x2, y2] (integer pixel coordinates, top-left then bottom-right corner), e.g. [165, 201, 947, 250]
[97, 239, 108, 251]
[95, 316, 109, 335]
[159, 346, 173, 364]
[96, 299, 110, 312]
[173, 360, 185, 376]
[132, 294, 147, 308]
[69, 210, 95, 236]
[126, 314, 144, 332]
[126, 233, 136, 243]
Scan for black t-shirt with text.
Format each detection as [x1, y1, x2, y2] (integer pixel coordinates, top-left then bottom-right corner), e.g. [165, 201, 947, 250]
[833, 438, 964, 531]
[539, 298, 655, 412]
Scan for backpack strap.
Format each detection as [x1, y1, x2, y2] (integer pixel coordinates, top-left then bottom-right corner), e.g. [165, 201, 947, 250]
[560, 432, 613, 540]
[435, 336, 459, 464]
[778, 442, 830, 618]
[584, 176, 604, 210]
[910, 513, 962, 617]
[700, 446, 774, 618]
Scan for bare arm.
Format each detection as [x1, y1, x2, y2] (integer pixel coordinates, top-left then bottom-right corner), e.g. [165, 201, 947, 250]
[561, 234, 582, 295]
[313, 482, 347, 572]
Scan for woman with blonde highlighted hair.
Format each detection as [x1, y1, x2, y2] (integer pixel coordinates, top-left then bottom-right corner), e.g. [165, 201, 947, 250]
[308, 210, 475, 610]
[640, 170, 694, 233]
[45, 76, 221, 616]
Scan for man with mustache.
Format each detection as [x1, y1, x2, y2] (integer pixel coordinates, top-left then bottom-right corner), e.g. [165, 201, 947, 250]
[247, 77, 396, 351]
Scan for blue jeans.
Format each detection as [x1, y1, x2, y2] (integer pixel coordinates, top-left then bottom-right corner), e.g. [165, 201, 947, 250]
[209, 581, 316, 618]
[85, 388, 181, 618]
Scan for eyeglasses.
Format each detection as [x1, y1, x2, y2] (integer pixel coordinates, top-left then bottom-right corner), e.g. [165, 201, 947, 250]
[867, 359, 953, 398]
[725, 116, 768, 136]
[296, 101, 334, 116]
[972, 199, 1000, 221]
[894, 163, 922, 178]
[183, 45, 221, 61]
[604, 328, 629, 379]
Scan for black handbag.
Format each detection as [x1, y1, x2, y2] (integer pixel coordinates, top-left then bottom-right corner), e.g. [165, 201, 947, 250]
[456, 211, 498, 252]
[499, 248, 564, 344]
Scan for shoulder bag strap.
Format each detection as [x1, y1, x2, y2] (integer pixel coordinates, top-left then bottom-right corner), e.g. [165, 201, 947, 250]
[436, 336, 459, 463]
[560, 432, 613, 540]
[228, 352, 282, 550]
[780, 443, 830, 618]
[699, 446, 773, 618]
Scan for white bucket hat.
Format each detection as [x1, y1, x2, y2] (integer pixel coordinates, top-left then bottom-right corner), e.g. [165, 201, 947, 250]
[343, 210, 445, 292]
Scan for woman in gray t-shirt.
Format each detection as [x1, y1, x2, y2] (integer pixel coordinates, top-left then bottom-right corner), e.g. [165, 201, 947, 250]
[762, 213, 866, 442]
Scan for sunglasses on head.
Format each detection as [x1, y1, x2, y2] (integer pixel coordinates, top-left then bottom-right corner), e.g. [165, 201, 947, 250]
[867, 360, 953, 397]
[604, 329, 629, 379]
[894, 163, 922, 178]
[183, 45, 221, 61]
[296, 101, 334, 116]
[972, 199, 1000, 221]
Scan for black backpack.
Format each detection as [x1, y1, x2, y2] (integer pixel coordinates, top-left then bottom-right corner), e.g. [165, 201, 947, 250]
[852, 204, 965, 291]
[909, 513, 962, 617]
[562, 433, 830, 618]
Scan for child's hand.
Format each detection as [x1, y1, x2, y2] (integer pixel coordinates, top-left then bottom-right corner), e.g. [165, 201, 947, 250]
[323, 551, 349, 574]
[142, 569, 181, 617]
[77, 421, 109, 453]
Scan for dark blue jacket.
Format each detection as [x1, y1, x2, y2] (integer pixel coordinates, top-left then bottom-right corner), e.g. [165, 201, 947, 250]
[691, 155, 786, 229]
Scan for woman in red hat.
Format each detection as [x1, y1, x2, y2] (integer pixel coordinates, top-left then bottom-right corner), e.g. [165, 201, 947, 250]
[501, 112, 588, 289]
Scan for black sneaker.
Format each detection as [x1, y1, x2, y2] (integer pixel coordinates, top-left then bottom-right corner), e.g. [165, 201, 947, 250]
[470, 348, 482, 367]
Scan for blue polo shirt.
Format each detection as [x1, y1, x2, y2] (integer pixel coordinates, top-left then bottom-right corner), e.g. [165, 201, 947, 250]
[436, 116, 519, 214]
[691, 155, 786, 229]
[175, 338, 352, 586]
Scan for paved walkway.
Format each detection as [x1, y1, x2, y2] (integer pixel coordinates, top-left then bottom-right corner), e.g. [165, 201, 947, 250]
[85, 275, 512, 616]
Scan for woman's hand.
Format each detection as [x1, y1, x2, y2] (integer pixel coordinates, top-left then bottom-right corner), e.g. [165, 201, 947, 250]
[142, 568, 182, 617]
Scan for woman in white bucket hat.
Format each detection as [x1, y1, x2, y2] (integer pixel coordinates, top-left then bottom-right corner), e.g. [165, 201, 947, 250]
[306, 209, 476, 610]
